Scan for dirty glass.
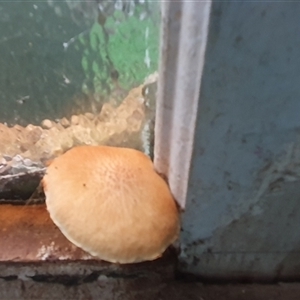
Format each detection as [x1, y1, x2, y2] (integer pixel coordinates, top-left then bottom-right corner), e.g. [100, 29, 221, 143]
[0, 0, 160, 202]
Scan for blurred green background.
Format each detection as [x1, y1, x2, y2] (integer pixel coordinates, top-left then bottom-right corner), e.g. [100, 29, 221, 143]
[0, 0, 159, 126]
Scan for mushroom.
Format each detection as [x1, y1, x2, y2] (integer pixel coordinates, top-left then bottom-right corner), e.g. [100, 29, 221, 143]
[43, 145, 179, 263]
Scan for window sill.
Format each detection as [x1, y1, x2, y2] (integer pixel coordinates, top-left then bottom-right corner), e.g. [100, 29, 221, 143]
[0, 205, 176, 287]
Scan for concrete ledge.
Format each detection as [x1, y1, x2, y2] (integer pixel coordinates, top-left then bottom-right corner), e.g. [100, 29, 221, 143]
[1, 277, 300, 299]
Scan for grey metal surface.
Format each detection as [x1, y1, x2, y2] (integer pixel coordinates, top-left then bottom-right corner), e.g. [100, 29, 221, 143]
[179, 2, 300, 279]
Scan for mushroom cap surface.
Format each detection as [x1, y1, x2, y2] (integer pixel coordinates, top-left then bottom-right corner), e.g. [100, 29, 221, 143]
[43, 145, 179, 263]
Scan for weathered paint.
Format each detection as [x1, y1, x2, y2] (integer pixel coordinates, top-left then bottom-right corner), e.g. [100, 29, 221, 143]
[179, 2, 300, 279]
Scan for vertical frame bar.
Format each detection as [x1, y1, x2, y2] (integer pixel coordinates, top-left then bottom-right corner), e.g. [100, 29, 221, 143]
[154, 0, 212, 208]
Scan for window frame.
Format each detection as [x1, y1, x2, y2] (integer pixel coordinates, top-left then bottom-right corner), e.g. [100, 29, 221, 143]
[154, 0, 212, 208]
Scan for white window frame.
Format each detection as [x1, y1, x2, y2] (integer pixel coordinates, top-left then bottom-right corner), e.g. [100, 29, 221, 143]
[154, 1, 212, 209]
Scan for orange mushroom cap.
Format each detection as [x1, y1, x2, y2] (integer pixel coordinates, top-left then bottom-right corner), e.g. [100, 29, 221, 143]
[43, 145, 179, 263]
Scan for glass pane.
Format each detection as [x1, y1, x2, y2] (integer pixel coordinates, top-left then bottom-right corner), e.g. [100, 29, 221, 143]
[0, 0, 159, 202]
